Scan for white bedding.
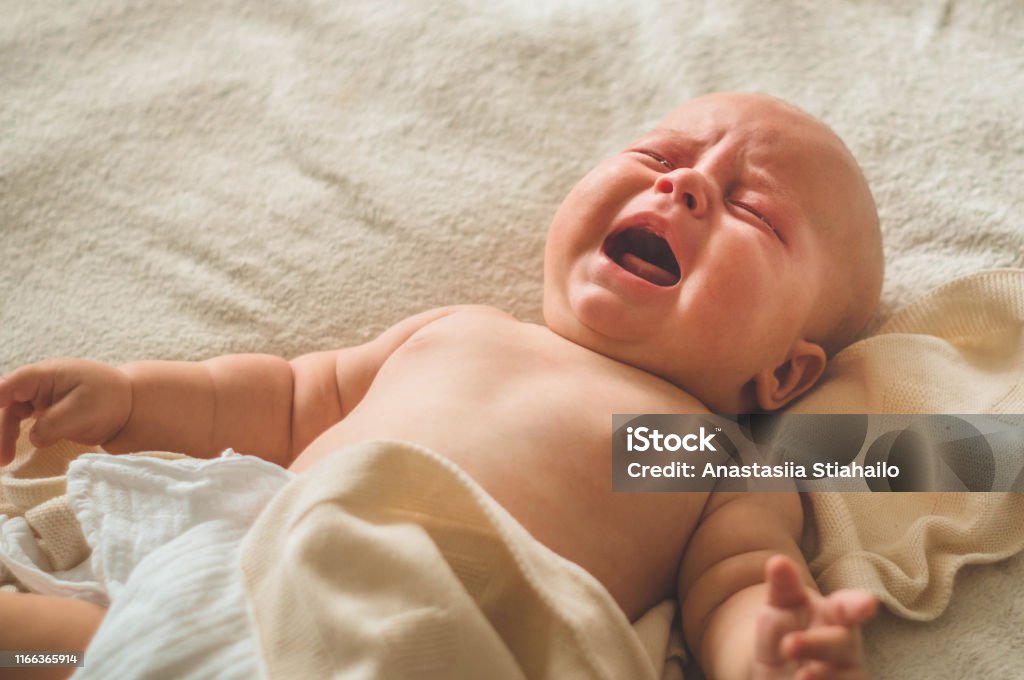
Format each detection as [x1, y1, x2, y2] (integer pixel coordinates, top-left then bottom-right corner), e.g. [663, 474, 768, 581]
[2, 1, 1022, 678]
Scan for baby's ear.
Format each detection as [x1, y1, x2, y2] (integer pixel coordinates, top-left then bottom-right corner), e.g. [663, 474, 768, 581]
[753, 339, 827, 411]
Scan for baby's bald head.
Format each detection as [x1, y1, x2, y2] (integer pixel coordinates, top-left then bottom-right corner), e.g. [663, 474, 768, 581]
[776, 100, 883, 356]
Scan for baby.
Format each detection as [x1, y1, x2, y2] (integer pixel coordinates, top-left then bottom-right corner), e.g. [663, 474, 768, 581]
[0, 92, 884, 680]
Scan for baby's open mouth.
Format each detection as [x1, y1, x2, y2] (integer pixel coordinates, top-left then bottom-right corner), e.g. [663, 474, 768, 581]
[604, 226, 680, 286]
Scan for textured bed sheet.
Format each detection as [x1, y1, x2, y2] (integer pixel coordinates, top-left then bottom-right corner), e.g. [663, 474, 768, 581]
[2, 1, 1022, 678]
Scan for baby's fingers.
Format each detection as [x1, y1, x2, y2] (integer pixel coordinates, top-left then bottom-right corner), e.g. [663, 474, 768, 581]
[0, 402, 33, 466]
[0, 364, 54, 410]
[822, 590, 877, 627]
[29, 386, 102, 449]
[766, 554, 809, 610]
[783, 625, 861, 666]
[0, 365, 56, 465]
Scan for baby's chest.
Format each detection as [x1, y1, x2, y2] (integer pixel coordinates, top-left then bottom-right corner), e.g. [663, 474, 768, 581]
[386, 312, 697, 411]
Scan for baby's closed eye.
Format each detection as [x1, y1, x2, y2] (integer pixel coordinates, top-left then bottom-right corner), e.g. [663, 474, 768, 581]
[633, 149, 674, 171]
[728, 199, 781, 240]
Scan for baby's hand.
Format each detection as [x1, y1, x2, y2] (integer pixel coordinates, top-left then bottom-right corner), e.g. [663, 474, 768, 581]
[0, 358, 132, 466]
[753, 554, 876, 680]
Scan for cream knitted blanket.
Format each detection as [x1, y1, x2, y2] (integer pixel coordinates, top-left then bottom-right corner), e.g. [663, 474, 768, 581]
[0, 432, 98, 590]
[240, 440, 660, 680]
[789, 269, 1024, 621]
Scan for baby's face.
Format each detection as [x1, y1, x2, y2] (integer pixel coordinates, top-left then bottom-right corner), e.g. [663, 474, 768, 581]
[543, 92, 879, 411]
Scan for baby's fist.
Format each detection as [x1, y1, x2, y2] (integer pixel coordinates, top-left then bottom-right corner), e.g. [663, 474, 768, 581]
[0, 358, 132, 466]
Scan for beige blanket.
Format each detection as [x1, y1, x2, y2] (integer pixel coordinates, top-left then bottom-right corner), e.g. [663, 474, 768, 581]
[239, 440, 660, 680]
[791, 269, 1024, 620]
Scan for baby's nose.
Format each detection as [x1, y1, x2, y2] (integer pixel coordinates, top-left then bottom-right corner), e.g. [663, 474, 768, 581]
[654, 168, 708, 216]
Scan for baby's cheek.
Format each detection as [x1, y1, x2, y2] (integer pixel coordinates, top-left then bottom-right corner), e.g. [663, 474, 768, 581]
[696, 261, 789, 347]
[704, 256, 770, 312]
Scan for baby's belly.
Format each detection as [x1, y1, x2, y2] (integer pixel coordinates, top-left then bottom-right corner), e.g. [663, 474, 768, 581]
[290, 396, 707, 620]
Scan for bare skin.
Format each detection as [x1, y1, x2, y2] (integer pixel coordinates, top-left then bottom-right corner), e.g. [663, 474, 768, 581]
[0, 592, 104, 680]
[0, 93, 883, 680]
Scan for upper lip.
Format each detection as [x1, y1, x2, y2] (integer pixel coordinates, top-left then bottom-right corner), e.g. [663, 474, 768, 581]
[605, 209, 686, 279]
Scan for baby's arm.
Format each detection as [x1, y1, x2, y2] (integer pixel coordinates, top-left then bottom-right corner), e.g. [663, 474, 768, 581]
[0, 354, 296, 466]
[678, 492, 875, 680]
[0, 307, 465, 467]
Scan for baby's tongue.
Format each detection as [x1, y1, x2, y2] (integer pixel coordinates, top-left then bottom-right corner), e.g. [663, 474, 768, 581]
[619, 252, 678, 286]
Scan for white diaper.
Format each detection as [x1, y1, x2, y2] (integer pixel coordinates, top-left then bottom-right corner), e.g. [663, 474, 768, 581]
[1, 451, 292, 680]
